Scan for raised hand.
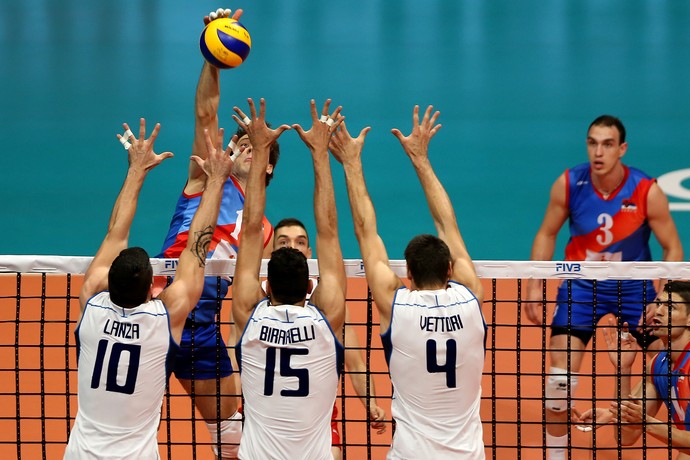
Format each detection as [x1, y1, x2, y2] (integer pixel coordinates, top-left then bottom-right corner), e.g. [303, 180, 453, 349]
[116, 118, 173, 173]
[391, 105, 442, 164]
[328, 120, 371, 166]
[191, 128, 234, 182]
[204, 7, 243, 25]
[232, 98, 291, 162]
[293, 99, 344, 157]
[601, 317, 640, 372]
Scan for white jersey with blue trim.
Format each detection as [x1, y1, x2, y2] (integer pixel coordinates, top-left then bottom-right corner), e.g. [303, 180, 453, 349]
[65, 291, 176, 460]
[237, 298, 343, 460]
[382, 281, 486, 460]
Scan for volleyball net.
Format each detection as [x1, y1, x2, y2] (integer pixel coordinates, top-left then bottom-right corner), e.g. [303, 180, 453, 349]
[2, 256, 690, 459]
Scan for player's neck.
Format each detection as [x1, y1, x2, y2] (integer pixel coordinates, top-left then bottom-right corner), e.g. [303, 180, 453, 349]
[231, 172, 247, 193]
[668, 334, 690, 362]
[592, 165, 625, 198]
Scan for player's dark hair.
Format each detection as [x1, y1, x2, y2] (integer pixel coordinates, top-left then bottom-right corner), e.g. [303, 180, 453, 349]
[662, 281, 690, 314]
[267, 247, 309, 305]
[274, 217, 309, 246]
[108, 247, 153, 308]
[235, 126, 280, 186]
[589, 115, 626, 144]
[404, 234, 452, 288]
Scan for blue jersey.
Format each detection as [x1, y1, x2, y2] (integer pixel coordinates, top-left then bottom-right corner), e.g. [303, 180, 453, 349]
[565, 163, 654, 263]
[563, 163, 656, 294]
[159, 176, 273, 324]
[651, 342, 690, 430]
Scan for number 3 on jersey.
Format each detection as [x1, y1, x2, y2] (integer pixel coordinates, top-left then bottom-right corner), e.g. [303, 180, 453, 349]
[426, 338, 457, 388]
[596, 213, 614, 246]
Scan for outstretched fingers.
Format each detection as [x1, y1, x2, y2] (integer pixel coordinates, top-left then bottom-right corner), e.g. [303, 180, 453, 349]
[138, 117, 147, 142]
[119, 118, 173, 170]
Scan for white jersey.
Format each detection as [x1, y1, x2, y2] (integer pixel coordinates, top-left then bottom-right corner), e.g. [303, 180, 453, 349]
[383, 281, 486, 460]
[65, 292, 177, 460]
[237, 298, 343, 460]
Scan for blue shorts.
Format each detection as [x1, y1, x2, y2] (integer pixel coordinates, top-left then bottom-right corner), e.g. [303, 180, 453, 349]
[172, 322, 234, 380]
[551, 279, 656, 332]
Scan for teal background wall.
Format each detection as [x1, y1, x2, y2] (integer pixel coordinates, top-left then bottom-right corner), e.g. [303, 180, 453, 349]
[1, 1, 689, 260]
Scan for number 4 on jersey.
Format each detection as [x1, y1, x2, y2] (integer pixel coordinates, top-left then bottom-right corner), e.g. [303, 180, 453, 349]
[426, 338, 457, 388]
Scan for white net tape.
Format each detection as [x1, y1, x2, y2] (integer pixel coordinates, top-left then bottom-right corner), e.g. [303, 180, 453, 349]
[1, 255, 690, 280]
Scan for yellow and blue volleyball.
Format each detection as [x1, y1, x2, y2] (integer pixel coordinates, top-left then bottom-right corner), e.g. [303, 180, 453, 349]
[199, 18, 251, 69]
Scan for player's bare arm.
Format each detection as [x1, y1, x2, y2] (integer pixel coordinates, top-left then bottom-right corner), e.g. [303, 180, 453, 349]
[392, 104, 483, 302]
[80, 118, 173, 310]
[294, 99, 346, 332]
[160, 127, 233, 341]
[647, 181, 683, 262]
[187, 8, 244, 191]
[231, 98, 290, 332]
[524, 173, 569, 325]
[330, 121, 403, 331]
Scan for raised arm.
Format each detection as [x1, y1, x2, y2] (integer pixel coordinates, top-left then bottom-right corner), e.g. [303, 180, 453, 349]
[231, 98, 291, 331]
[524, 173, 569, 324]
[330, 121, 403, 332]
[80, 119, 173, 309]
[187, 8, 244, 193]
[392, 105, 482, 301]
[159, 128, 234, 342]
[293, 99, 346, 332]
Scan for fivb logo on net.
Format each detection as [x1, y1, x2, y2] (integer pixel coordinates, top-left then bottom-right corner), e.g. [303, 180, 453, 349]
[658, 168, 690, 211]
[553, 262, 584, 279]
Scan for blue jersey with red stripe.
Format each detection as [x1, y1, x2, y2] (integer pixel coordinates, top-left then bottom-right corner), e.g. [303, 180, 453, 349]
[159, 176, 273, 324]
[651, 342, 690, 430]
[564, 163, 654, 263]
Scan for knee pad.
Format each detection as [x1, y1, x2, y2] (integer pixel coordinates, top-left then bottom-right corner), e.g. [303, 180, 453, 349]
[545, 367, 579, 413]
[206, 410, 243, 459]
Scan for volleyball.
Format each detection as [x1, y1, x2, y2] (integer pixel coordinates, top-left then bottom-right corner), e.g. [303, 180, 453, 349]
[199, 18, 251, 69]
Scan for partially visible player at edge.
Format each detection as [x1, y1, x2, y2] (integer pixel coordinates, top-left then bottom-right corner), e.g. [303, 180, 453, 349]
[157, 8, 279, 458]
[523, 115, 683, 460]
[578, 281, 690, 458]
[330, 105, 487, 459]
[65, 119, 233, 459]
[232, 98, 347, 459]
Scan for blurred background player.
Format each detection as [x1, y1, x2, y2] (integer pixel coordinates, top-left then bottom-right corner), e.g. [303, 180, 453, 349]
[157, 8, 280, 458]
[331, 105, 487, 459]
[65, 120, 233, 458]
[523, 115, 684, 460]
[232, 98, 346, 459]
